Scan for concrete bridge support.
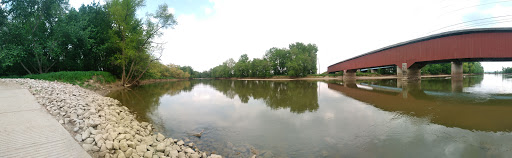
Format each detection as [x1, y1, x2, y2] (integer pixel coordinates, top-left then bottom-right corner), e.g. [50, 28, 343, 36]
[343, 69, 357, 82]
[451, 61, 463, 80]
[397, 63, 424, 81]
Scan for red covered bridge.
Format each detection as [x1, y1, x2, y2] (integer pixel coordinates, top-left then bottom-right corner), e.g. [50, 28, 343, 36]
[327, 28, 512, 81]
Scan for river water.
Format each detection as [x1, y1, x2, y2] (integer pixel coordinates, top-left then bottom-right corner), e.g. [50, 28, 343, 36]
[108, 74, 512, 158]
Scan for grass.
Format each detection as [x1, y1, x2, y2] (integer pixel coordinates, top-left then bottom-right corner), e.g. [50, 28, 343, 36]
[21, 71, 116, 86]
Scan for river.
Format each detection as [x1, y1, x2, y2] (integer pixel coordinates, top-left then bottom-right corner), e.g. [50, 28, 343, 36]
[107, 74, 512, 158]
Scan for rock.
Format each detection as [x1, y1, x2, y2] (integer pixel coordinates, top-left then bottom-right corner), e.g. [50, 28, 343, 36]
[92, 146, 100, 152]
[125, 148, 134, 157]
[209, 154, 222, 158]
[82, 129, 91, 140]
[117, 151, 126, 158]
[156, 133, 165, 142]
[184, 148, 195, 154]
[136, 145, 147, 154]
[177, 140, 184, 146]
[156, 152, 164, 157]
[164, 147, 171, 156]
[188, 143, 194, 147]
[105, 140, 114, 150]
[156, 143, 165, 152]
[75, 134, 83, 142]
[95, 134, 104, 142]
[120, 140, 129, 152]
[202, 153, 207, 158]
[189, 153, 200, 158]
[113, 140, 120, 150]
[178, 152, 186, 158]
[100, 144, 108, 152]
[84, 138, 94, 144]
[143, 151, 153, 158]
[169, 150, 179, 157]
[82, 143, 93, 151]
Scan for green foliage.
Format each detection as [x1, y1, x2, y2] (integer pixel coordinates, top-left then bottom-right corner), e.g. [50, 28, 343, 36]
[503, 67, 512, 73]
[207, 42, 317, 78]
[422, 63, 451, 75]
[145, 62, 190, 79]
[356, 72, 378, 76]
[422, 62, 483, 75]
[23, 71, 116, 85]
[463, 62, 484, 74]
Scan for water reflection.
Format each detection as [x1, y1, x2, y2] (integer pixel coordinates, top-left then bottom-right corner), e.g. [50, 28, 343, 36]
[201, 80, 319, 114]
[108, 81, 193, 121]
[107, 75, 512, 158]
[329, 76, 512, 132]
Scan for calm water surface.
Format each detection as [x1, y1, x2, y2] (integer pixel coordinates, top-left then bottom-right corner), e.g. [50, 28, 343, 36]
[108, 74, 512, 158]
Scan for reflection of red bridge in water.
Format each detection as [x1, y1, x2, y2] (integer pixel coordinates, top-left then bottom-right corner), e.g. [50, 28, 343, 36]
[327, 28, 512, 80]
[327, 82, 512, 132]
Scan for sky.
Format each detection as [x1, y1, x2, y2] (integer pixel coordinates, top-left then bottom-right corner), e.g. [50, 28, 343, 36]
[70, 0, 512, 73]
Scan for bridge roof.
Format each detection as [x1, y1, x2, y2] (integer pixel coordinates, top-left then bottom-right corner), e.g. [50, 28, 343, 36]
[328, 27, 512, 68]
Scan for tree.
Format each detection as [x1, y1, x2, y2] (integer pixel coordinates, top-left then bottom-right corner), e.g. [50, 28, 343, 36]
[0, 0, 68, 74]
[264, 47, 289, 75]
[107, 0, 177, 86]
[250, 58, 272, 77]
[286, 42, 318, 77]
[234, 54, 250, 77]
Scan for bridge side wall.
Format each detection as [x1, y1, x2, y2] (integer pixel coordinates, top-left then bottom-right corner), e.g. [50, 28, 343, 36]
[328, 32, 512, 73]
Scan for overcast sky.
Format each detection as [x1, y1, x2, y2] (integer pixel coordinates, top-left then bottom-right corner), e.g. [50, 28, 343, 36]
[70, 0, 512, 72]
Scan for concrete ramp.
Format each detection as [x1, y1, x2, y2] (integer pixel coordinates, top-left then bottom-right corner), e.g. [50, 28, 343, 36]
[0, 85, 90, 158]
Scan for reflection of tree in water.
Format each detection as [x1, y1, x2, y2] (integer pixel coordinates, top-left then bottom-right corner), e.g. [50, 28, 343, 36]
[202, 80, 319, 114]
[107, 81, 193, 122]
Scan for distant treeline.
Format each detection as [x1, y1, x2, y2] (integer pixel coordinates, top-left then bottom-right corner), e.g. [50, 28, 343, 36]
[180, 42, 318, 78]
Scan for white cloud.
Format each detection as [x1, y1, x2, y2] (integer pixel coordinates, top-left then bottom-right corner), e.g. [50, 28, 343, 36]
[204, 7, 212, 15]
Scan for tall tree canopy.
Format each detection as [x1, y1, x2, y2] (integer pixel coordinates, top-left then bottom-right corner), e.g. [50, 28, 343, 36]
[107, 0, 177, 86]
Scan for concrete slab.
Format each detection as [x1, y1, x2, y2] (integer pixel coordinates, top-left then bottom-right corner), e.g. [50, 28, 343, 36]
[0, 86, 90, 158]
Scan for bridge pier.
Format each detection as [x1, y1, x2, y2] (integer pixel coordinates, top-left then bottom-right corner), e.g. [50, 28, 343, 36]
[397, 63, 424, 81]
[451, 61, 463, 80]
[343, 69, 357, 82]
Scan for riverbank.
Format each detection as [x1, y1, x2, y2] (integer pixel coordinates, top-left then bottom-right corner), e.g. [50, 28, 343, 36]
[0, 79, 221, 158]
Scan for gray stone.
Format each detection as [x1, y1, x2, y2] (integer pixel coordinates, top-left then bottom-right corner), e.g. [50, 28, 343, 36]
[184, 148, 195, 154]
[156, 143, 165, 152]
[169, 150, 179, 157]
[75, 134, 83, 142]
[156, 133, 165, 142]
[189, 153, 200, 158]
[106, 140, 114, 150]
[120, 140, 129, 152]
[84, 138, 94, 144]
[113, 140, 120, 150]
[136, 145, 147, 154]
[209, 154, 222, 158]
[82, 143, 93, 151]
[143, 151, 153, 158]
[177, 140, 184, 146]
[117, 151, 126, 158]
[178, 152, 186, 158]
[188, 143, 194, 147]
[82, 129, 91, 140]
[125, 148, 134, 157]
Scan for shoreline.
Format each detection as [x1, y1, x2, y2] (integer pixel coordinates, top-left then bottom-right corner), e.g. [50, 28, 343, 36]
[0, 79, 221, 158]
